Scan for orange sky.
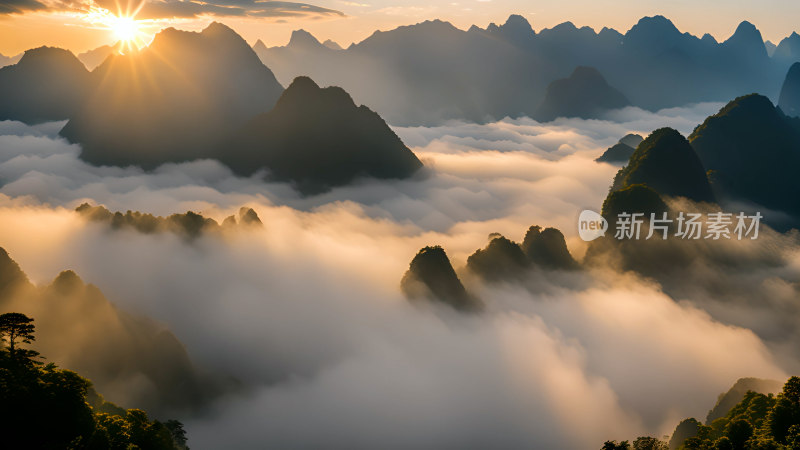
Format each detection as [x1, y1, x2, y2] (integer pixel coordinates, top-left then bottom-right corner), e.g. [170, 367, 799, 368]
[0, 0, 798, 56]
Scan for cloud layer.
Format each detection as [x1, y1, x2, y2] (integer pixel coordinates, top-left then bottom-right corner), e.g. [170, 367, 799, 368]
[0, 105, 793, 448]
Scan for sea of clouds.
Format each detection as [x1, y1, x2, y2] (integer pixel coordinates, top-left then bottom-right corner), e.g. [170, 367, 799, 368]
[2, 102, 795, 448]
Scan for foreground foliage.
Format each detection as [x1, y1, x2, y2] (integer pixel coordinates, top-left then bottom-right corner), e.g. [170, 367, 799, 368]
[0, 312, 189, 449]
[603, 376, 800, 450]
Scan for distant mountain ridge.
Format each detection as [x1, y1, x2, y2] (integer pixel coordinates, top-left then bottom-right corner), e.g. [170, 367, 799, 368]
[254, 14, 794, 125]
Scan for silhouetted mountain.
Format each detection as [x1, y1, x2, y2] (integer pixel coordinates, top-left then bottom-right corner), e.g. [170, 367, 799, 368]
[466, 235, 528, 281]
[401, 246, 480, 311]
[705, 377, 782, 424]
[773, 32, 800, 73]
[256, 17, 553, 125]
[611, 128, 714, 203]
[779, 62, 800, 117]
[597, 143, 637, 164]
[722, 21, 768, 62]
[620, 133, 644, 148]
[77, 43, 121, 70]
[322, 39, 343, 50]
[765, 40, 777, 57]
[459, 224, 580, 283]
[0, 51, 21, 67]
[596, 134, 643, 163]
[0, 247, 30, 299]
[252, 39, 268, 53]
[61, 22, 284, 169]
[668, 418, 701, 450]
[224, 76, 423, 193]
[689, 94, 800, 228]
[252, 16, 794, 125]
[521, 226, 579, 270]
[0, 247, 216, 415]
[0, 47, 91, 123]
[534, 66, 629, 121]
[287, 29, 328, 50]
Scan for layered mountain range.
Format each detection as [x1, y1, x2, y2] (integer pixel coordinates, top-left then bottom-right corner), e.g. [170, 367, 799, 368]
[256, 15, 800, 125]
[0, 22, 422, 193]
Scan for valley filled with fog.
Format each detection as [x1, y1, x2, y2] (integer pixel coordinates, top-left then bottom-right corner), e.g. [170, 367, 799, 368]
[2, 102, 798, 448]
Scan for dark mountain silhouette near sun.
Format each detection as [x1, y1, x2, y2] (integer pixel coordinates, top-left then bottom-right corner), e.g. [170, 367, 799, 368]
[534, 66, 629, 122]
[778, 62, 800, 117]
[611, 128, 715, 203]
[401, 246, 480, 312]
[77, 42, 122, 70]
[689, 94, 800, 229]
[596, 134, 644, 163]
[0, 47, 91, 124]
[224, 76, 423, 193]
[61, 22, 284, 169]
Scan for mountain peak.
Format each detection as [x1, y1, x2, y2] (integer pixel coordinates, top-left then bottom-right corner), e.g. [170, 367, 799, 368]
[322, 39, 343, 50]
[253, 39, 268, 52]
[733, 20, 759, 35]
[724, 20, 766, 54]
[701, 33, 718, 44]
[0, 247, 31, 296]
[612, 127, 714, 203]
[284, 75, 321, 93]
[288, 29, 323, 48]
[204, 21, 234, 33]
[17, 46, 84, 70]
[628, 15, 680, 36]
[225, 75, 422, 192]
[502, 14, 533, 34]
[401, 246, 479, 311]
[50, 269, 85, 294]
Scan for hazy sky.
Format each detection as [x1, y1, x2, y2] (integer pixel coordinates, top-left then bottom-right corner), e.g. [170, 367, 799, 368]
[0, 0, 798, 56]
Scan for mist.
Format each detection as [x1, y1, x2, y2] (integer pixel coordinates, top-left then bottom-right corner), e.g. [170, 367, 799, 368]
[0, 104, 793, 448]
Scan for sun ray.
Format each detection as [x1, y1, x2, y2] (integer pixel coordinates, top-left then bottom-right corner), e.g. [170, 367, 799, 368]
[82, 4, 148, 53]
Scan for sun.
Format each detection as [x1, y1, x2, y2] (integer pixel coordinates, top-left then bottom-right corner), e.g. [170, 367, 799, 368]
[110, 16, 140, 43]
[82, 5, 148, 51]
